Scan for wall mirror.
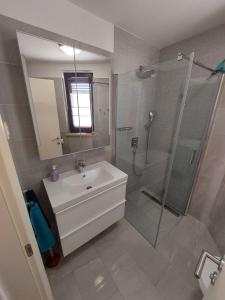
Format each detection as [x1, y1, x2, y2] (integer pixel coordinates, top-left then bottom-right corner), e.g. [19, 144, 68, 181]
[17, 32, 111, 160]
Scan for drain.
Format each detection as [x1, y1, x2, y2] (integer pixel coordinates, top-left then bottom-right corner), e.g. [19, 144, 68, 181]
[86, 186, 92, 190]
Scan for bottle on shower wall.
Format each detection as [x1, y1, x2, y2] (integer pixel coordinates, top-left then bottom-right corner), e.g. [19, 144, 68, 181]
[51, 165, 59, 182]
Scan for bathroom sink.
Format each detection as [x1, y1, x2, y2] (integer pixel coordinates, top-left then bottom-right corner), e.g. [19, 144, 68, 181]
[43, 161, 127, 213]
[62, 167, 114, 193]
[43, 161, 128, 256]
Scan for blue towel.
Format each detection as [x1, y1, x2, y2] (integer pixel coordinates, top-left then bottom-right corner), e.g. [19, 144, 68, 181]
[29, 201, 55, 253]
[25, 190, 50, 227]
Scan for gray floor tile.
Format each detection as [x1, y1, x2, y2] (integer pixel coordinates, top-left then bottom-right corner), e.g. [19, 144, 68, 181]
[157, 209, 182, 242]
[109, 292, 125, 300]
[47, 255, 73, 282]
[95, 218, 170, 285]
[123, 286, 162, 300]
[97, 243, 134, 273]
[156, 264, 202, 300]
[111, 261, 162, 300]
[50, 272, 82, 300]
[125, 191, 161, 245]
[132, 245, 169, 285]
[68, 241, 98, 271]
[74, 258, 119, 300]
[194, 224, 221, 258]
[173, 215, 205, 252]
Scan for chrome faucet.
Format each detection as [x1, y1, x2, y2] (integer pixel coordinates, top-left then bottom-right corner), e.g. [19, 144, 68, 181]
[77, 159, 86, 175]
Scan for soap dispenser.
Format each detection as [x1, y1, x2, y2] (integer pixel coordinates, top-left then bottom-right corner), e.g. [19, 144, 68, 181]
[51, 165, 59, 182]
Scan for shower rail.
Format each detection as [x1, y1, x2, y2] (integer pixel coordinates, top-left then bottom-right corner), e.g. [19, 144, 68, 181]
[178, 52, 215, 73]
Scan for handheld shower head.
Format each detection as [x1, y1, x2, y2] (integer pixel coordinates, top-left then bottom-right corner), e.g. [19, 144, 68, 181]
[144, 111, 155, 130]
[148, 111, 155, 123]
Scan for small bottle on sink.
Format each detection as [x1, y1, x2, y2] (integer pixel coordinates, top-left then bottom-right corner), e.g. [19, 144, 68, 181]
[51, 165, 59, 182]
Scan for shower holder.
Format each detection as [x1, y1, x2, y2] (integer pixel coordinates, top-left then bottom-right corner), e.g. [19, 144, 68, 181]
[117, 126, 133, 132]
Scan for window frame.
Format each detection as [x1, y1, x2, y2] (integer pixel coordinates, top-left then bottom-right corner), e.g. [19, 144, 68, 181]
[64, 72, 94, 133]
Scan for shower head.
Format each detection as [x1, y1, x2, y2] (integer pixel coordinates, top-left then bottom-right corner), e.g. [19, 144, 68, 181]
[148, 111, 155, 123]
[136, 66, 157, 79]
[145, 111, 155, 130]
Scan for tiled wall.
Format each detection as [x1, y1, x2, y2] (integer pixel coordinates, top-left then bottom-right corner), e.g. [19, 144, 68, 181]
[113, 27, 159, 192]
[160, 23, 225, 252]
[115, 72, 157, 192]
[146, 61, 191, 197]
[113, 27, 159, 75]
[196, 84, 225, 252]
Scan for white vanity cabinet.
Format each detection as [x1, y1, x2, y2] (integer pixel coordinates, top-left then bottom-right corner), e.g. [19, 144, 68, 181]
[43, 161, 127, 256]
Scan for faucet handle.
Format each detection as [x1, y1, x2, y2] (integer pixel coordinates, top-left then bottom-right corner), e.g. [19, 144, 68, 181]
[77, 159, 86, 175]
[78, 159, 86, 167]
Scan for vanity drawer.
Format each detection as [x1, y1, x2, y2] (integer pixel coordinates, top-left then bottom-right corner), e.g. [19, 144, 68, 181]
[56, 182, 126, 237]
[60, 202, 125, 256]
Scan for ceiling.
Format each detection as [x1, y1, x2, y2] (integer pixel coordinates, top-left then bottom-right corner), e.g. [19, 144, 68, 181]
[68, 0, 225, 49]
[17, 32, 109, 63]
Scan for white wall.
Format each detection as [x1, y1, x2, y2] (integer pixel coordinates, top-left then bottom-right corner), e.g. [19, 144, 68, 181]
[0, 0, 114, 53]
[114, 27, 160, 192]
[113, 27, 159, 74]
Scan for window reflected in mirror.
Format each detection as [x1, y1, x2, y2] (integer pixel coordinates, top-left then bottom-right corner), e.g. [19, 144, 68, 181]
[64, 72, 94, 133]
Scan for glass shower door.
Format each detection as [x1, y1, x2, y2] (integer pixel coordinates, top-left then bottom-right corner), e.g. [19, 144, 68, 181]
[115, 57, 192, 246]
[165, 73, 222, 214]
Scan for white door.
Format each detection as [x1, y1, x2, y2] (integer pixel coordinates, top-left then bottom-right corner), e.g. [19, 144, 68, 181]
[0, 188, 42, 300]
[203, 260, 225, 299]
[29, 77, 63, 160]
[0, 115, 53, 300]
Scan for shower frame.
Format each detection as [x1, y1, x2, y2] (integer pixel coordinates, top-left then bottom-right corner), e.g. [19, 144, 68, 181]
[153, 52, 194, 246]
[164, 54, 224, 217]
[183, 74, 225, 215]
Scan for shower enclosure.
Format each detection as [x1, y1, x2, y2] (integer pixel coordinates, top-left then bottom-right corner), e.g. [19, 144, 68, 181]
[115, 53, 222, 247]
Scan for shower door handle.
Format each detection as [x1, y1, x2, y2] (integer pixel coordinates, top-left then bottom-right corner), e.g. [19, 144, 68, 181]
[189, 150, 197, 165]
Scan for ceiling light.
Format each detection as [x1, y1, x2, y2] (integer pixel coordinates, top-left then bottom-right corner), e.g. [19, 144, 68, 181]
[59, 44, 81, 56]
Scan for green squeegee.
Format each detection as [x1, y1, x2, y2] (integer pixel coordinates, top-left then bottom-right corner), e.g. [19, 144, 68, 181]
[215, 59, 225, 73]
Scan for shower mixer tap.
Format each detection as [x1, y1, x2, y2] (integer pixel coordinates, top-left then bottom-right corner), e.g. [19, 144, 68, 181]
[131, 137, 139, 153]
[131, 137, 138, 147]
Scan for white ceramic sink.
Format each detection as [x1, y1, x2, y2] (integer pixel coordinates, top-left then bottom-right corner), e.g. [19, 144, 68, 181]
[43, 161, 128, 256]
[63, 166, 114, 194]
[43, 161, 127, 213]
